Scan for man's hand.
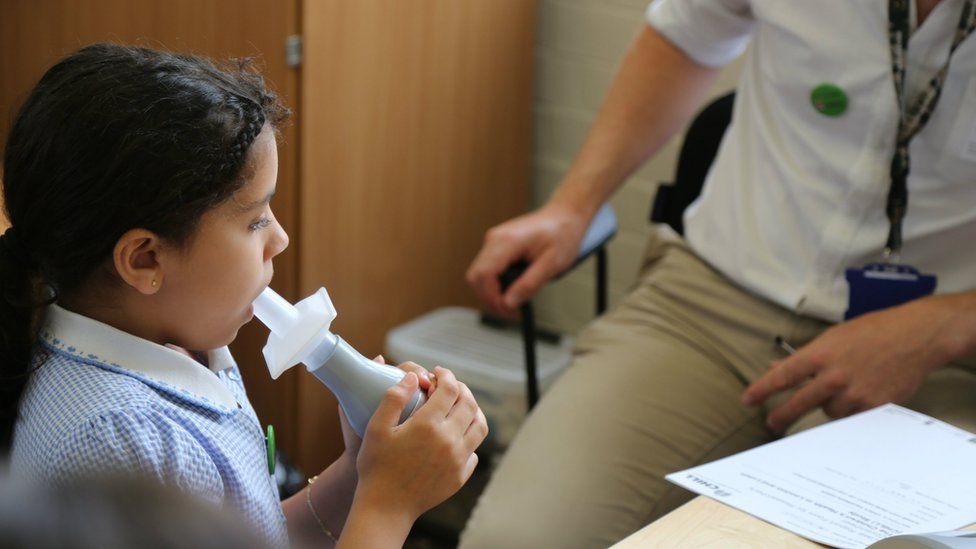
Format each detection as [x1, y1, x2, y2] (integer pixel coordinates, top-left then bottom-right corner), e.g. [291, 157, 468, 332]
[742, 293, 976, 432]
[466, 201, 589, 316]
[465, 25, 721, 318]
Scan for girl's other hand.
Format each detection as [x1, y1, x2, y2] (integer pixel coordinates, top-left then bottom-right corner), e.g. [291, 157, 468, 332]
[353, 366, 488, 525]
[387, 357, 433, 397]
[338, 406, 362, 459]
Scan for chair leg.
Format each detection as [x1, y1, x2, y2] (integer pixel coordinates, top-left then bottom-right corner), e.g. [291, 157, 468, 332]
[596, 246, 608, 316]
[520, 301, 539, 410]
[521, 246, 607, 410]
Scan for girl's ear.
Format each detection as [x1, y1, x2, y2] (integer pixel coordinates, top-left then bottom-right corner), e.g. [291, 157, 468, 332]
[113, 229, 165, 295]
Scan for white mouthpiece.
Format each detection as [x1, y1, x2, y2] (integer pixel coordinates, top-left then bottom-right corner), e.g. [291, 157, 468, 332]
[253, 287, 300, 335]
[252, 286, 338, 379]
[252, 286, 424, 436]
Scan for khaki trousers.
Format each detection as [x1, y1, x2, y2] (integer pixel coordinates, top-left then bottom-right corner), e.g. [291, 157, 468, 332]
[459, 227, 976, 549]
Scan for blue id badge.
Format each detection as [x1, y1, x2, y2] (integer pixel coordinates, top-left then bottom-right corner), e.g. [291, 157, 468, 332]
[844, 263, 936, 320]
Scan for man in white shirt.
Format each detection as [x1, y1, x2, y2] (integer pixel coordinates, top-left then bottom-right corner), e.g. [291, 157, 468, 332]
[461, 1, 976, 547]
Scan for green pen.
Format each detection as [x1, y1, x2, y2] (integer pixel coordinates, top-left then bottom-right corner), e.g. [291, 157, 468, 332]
[266, 424, 276, 476]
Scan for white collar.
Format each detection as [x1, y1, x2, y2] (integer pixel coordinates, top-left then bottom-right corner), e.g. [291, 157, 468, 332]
[39, 304, 239, 413]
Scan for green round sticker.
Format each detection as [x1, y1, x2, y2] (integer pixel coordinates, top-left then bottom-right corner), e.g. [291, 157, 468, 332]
[266, 424, 276, 476]
[810, 83, 848, 117]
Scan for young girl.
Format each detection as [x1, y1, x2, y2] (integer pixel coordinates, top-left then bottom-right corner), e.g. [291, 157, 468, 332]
[1, 43, 487, 548]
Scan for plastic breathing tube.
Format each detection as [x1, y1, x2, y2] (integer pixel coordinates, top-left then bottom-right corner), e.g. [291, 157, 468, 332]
[252, 286, 425, 437]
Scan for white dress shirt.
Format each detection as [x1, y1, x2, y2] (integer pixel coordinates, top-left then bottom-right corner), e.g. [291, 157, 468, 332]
[648, 0, 976, 321]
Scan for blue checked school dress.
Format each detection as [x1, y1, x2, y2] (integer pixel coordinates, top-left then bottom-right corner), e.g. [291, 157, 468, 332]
[10, 304, 288, 546]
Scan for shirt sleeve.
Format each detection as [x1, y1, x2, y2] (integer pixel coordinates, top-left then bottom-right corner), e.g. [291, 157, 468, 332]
[646, 0, 756, 67]
[50, 407, 224, 503]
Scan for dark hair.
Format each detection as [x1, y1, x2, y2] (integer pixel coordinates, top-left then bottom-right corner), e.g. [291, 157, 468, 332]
[0, 43, 289, 451]
[0, 474, 272, 549]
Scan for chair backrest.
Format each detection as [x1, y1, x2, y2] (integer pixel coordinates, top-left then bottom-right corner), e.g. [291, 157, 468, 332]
[650, 91, 735, 235]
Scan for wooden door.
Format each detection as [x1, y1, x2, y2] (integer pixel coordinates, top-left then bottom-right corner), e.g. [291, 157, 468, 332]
[299, 1, 536, 470]
[0, 0, 307, 469]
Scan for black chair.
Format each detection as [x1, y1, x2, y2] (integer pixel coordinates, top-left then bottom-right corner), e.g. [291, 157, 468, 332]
[495, 204, 616, 410]
[651, 91, 735, 234]
[499, 91, 735, 410]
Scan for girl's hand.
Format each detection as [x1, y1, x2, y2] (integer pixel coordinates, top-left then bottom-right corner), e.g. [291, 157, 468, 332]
[352, 367, 489, 525]
[339, 356, 434, 458]
[389, 358, 434, 397]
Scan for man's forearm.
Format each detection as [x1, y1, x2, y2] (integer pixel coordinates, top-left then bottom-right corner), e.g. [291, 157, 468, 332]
[550, 24, 721, 218]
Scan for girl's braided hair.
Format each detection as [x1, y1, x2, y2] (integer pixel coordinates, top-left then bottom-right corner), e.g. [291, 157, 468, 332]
[0, 43, 289, 451]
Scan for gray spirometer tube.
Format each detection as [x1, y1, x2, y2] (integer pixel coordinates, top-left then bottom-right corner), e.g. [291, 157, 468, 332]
[252, 287, 424, 437]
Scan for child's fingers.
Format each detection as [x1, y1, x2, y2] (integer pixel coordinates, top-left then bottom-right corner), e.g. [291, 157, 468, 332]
[367, 372, 419, 431]
[397, 361, 432, 391]
[375, 355, 433, 392]
[419, 367, 460, 417]
[464, 407, 489, 452]
[426, 370, 439, 396]
[459, 452, 479, 485]
[447, 382, 479, 431]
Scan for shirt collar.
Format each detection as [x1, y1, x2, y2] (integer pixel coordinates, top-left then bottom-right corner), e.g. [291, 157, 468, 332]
[39, 304, 239, 413]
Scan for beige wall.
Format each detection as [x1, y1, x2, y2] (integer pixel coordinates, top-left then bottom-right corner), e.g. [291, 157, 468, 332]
[531, 0, 743, 334]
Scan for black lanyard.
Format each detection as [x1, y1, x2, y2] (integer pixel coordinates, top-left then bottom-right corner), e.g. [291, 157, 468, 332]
[885, 0, 976, 259]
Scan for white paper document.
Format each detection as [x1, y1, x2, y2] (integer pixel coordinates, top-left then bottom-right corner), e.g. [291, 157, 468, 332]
[666, 404, 976, 548]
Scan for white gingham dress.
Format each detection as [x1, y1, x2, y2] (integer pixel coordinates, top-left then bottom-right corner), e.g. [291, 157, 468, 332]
[10, 304, 288, 546]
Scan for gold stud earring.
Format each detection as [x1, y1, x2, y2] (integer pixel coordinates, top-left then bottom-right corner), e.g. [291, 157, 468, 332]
[151, 279, 158, 288]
